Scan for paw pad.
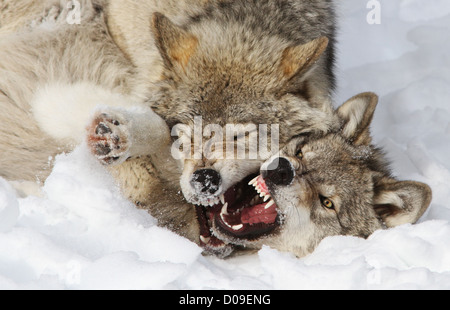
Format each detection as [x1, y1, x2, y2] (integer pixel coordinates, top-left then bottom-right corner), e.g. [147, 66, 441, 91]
[87, 113, 129, 165]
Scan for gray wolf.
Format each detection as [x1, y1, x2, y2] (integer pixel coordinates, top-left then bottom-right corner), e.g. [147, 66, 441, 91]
[146, 0, 337, 209]
[0, 0, 338, 255]
[92, 0, 339, 254]
[89, 92, 432, 258]
[206, 92, 432, 257]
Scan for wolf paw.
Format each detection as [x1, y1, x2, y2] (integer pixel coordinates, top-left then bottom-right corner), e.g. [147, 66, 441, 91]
[87, 112, 130, 165]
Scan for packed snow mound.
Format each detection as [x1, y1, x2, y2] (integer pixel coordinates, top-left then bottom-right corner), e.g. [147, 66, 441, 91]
[0, 179, 19, 233]
[1, 0, 450, 289]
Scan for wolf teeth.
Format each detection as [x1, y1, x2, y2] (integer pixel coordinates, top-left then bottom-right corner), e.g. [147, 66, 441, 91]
[265, 199, 275, 210]
[248, 176, 259, 186]
[220, 194, 225, 205]
[221, 202, 229, 216]
[219, 203, 243, 231]
[220, 212, 236, 230]
[250, 178, 273, 204]
[200, 235, 211, 244]
[251, 180, 263, 195]
[232, 224, 243, 231]
[220, 212, 228, 226]
[220, 203, 230, 227]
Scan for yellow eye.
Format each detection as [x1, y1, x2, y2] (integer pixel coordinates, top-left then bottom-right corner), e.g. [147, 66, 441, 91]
[296, 149, 304, 159]
[320, 196, 335, 209]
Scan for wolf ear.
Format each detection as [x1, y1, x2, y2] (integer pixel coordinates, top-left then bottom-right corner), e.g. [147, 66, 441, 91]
[280, 37, 329, 81]
[152, 12, 199, 73]
[336, 92, 378, 146]
[373, 179, 432, 228]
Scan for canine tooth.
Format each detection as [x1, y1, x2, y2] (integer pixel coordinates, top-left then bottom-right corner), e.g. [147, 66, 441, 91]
[232, 224, 243, 231]
[220, 194, 225, 204]
[264, 195, 271, 202]
[220, 213, 227, 224]
[200, 236, 211, 244]
[220, 213, 233, 229]
[221, 203, 229, 215]
[265, 199, 275, 210]
[249, 176, 259, 186]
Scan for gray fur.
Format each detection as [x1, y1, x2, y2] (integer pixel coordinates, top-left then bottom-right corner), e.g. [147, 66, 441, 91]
[0, 1, 139, 182]
[0, 0, 346, 255]
[148, 0, 338, 210]
[209, 93, 432, 257]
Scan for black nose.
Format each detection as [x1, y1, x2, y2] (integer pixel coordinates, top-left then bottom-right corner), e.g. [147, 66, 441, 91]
[261, 157, 295, 186]
[191, 169, 222, 196]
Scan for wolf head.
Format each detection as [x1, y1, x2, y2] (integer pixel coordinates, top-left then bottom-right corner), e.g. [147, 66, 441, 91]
[208, 93, 432, 257]
[149, 1, 338, 207]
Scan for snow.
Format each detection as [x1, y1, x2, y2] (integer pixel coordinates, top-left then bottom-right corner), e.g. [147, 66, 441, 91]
[1, 0, 450, 289]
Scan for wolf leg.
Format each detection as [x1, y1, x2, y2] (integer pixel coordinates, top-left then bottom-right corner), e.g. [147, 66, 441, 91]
[87, 106, 170, 165]
[0, 90, 62, 182]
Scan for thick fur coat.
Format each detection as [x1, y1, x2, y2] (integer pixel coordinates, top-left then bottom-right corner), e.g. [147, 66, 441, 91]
[0, 1, 353, 256]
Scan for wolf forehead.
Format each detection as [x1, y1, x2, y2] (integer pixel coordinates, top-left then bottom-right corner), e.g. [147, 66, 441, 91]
[280, 133, 391, 189]
[157, 80, 326, 125]
[151, 67, 339, 142]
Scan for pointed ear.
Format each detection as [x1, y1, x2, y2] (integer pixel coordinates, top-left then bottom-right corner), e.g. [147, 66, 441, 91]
[280, 37, 329, 81]
[336, 92, 378, 146]
[373, 179, 432, 228]
[152, 12, 199, 72]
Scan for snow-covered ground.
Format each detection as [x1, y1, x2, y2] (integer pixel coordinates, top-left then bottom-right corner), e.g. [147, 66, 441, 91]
[1, 0, 450, 289]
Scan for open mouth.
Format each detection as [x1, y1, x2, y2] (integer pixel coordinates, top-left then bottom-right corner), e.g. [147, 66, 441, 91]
[195, 174, 281, 255]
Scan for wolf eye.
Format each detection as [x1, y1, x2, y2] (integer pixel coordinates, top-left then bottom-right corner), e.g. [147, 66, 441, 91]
[296, 149, 304, 159]
[320, 196, 335, 210]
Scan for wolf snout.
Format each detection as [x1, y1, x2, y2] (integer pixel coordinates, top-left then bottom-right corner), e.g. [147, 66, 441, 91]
[190, 169, 222, 197]
[262, 157, 295, 186]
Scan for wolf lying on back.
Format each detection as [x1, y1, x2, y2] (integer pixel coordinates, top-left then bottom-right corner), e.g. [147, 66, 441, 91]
[0, 1, 337, 249]
[212, 93, 431, 257]
[0, 0, 336, 193]
[117, 92, 429, 257]
[91, 0, 338, 253]
[0, 1, 431, 258]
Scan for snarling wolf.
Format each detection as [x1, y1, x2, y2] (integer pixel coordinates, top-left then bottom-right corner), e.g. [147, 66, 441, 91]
[0, 0, 338, 254]
[88, 93, 432, 258]
[146, 0, 337, 209]
[206, 93, 432, 257]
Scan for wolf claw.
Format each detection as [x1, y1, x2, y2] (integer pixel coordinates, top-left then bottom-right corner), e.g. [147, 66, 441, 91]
[87, 112, 130, 165]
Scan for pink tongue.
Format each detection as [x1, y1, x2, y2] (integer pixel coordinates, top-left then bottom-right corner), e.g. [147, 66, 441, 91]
[241, 203, 277, 225]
